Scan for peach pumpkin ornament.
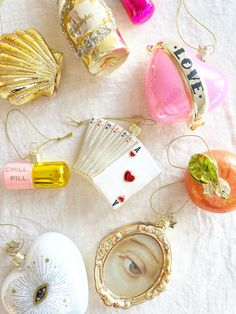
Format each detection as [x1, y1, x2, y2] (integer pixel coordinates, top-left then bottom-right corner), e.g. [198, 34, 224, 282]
[185, 150, 236, 213]
[168, 136, 236, 213]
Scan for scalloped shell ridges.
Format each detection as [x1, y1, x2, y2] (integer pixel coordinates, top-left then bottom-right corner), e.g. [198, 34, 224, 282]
[0, 29, 63, 105]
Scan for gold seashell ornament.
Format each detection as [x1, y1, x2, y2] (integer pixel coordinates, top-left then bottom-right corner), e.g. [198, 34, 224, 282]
[0, 29, 63, 106]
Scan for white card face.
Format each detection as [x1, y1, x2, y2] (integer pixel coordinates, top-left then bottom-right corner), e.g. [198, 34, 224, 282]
[74, 118, 137, 178]
[92, 142, 161, 209]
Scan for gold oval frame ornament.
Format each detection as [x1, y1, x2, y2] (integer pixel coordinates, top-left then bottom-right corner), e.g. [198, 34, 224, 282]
[94, 223, 171, 309]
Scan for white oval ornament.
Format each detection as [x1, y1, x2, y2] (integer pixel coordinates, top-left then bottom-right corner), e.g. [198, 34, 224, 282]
[1, 232, 89, 314]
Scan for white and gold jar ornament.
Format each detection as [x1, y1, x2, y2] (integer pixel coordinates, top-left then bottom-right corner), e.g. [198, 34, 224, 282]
[58, 0, 130, 76]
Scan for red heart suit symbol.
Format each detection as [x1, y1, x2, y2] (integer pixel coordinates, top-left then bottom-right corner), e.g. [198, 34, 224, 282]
[118, 196, 125, 203]
[124, 171, 135, 182]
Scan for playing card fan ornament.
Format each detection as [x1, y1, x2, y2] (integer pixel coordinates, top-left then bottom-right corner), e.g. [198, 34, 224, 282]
[0, 28, 63, 106]
[0, 225, 89, 314]
[68, 116, 161, 209]
[94, 182, 188, 309]
[145, 0, 228, 130]
[2, 109, 71, 190]
[167, 135, 236, 213]
[58, 0, 129, 76]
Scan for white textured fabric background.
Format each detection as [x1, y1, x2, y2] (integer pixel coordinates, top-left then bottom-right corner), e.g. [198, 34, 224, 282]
[0, 0, 236, 313]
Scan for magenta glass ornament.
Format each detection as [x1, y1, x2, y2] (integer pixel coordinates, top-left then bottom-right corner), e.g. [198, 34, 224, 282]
[145, 41, 228, 128]
[121, 0, 155, 24]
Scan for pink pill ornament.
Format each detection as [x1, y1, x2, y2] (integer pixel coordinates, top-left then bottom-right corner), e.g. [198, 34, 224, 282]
[2, 109, 71, 190]
[145, 41, 228, 129]
[121, 0, 155, 24]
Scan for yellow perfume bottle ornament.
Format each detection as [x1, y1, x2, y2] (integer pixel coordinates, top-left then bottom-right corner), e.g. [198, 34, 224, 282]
[0, 29, 63, 106]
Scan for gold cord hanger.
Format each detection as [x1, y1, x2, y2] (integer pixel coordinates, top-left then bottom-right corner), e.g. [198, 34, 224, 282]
[150, 181, 189, 216]
[66, 116, 90, 127]
[66, 115, 156, 127]
[167, 134, 213, 170]
[0, 224, 25, 267]
[5, 109, 72, 160]
[103, 117, 156, 126]
[150, 181, 189, 228]
[176, 0, 217, 56]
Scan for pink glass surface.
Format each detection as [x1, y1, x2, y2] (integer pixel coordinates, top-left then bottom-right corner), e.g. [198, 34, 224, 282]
[121, 0, 155, 24]
[145, 44, 228, 123]
[3, 163, 35, 190]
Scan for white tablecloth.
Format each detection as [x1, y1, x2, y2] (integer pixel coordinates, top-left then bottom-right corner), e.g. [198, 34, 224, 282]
[0, 0, 236, 313]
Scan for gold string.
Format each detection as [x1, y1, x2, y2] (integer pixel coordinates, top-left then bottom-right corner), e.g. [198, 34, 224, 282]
[5, 109, 72, 160]
[167, 135, 212, 170]
[176, 0, 217, 55]
[0, 224, 24, 255]
[104, 117, 156, 126]
[66, 115, 156, 127]
[150, 181, 190, 217]
[66, 116, 90, 127]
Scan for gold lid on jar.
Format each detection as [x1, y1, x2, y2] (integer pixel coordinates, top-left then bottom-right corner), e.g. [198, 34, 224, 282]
[59, 0, 129, 76]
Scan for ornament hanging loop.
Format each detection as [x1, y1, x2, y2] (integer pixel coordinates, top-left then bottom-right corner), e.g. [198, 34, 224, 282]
[67, 115, 156, 138]
[104, 116, 156, 127]
[167, 135, 212, 170]
[0, 224, 26, 267]
[66, 115, 156, 127]
[5, 109, 73, 161]
[150, 181, 189, 229]
[176, 0, 217, 60]
[66, 116, 90, 127]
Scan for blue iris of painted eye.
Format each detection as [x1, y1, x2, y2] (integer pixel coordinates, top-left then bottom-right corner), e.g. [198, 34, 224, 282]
[34, 284, 48, 305]
[129, 260, 142, 276]
[119, 255, 143, 277]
